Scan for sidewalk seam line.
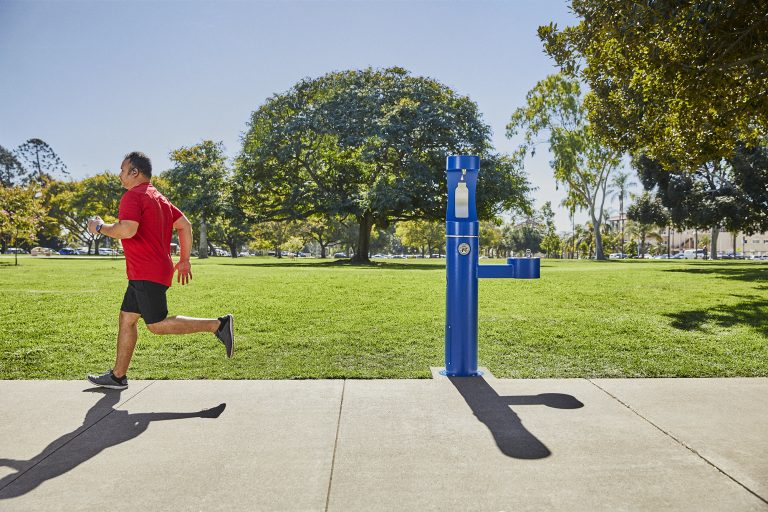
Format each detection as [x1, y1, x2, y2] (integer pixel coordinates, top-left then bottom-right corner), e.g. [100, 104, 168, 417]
[325, 378, 346, 512]
[587, 379, 768, 506]
[0, 381, 156, 493]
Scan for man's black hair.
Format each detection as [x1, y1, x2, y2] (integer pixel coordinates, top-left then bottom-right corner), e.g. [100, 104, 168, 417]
[123, 151, 152, 178]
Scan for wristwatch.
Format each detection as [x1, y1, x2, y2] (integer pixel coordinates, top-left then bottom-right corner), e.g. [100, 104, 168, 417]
[96, 224, 103, 234]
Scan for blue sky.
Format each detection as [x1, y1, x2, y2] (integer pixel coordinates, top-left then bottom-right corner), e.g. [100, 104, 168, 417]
[1, 0, 619, 231]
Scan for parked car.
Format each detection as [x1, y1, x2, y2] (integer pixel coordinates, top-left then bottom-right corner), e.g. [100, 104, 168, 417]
[608, 253, 626, 259]
[59, 247, 79, 255]
[333, 252, 348, 258]
[683, 249, 706, 259]
[31, 247, 55, 256]
[98, 248, 120, 256]
[671, 252, 685, 259]
[5, 247, 27, 254]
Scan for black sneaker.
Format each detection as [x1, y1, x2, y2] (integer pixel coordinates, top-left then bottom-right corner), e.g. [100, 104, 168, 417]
[87, 369, 128, 390]
[215, 314, 234, 358]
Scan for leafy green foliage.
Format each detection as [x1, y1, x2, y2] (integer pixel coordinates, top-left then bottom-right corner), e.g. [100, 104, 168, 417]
[44, 173, 123, 253]
[395, 220, 444, 255]
[506, 74, 621, 259]
[237, 67, 531, 263]
[298, 215, 346, 258]
[0, 185, 45, 261]
[635, 150, 768, 235]
[14, 139, 68, 184]
[627, 192, 669, 256]
[165, 141, 229, 258]
[539, 0, 768, 170]
[0, 145, 25, 187]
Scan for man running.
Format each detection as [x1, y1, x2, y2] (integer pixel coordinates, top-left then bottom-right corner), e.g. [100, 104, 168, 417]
[86, 151, 234, 390]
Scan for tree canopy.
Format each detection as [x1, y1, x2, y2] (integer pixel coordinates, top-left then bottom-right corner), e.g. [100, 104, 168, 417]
[14, 139, 69, 184]
[507, 74, 621, 259]
[0, 145, 25, 187]
[0, 184, 45, 262]
[635, 149, 768, 236]
[164, 140, 228, 258]
[539, 0, 768, 170]
[237, 67, 531, 263]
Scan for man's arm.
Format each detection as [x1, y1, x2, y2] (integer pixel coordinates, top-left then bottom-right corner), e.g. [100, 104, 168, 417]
[173, 214, 193, 285]
[87, 217, 138, 239]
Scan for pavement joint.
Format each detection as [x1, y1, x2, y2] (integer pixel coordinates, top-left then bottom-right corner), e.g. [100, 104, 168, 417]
[587, 378, 768, 506]
[0, 380, 156, 493]
[324, 378, 346, 512]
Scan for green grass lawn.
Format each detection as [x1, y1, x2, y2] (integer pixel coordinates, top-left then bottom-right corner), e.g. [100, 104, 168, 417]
[1, 255, 766, 379]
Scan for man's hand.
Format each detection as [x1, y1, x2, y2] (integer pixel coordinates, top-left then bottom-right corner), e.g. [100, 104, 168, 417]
[87, 216, 104, 235]
[174, 259, 192, 285]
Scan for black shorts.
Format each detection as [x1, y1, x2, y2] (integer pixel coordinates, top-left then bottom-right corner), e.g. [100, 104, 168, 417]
[121, 280, 169, 324]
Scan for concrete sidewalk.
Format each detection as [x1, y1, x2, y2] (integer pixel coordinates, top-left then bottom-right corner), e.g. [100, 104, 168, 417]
[0, 375, 766, 511]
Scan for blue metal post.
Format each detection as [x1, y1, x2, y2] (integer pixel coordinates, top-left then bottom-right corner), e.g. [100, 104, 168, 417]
[444, 155, 481, 377]
[443, 155, 540, 377]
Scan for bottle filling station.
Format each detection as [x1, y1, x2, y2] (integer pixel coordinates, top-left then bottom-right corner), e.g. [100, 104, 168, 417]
[443, 155, 540, 377]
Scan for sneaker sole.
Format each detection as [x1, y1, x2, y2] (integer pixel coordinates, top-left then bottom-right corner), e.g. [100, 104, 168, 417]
[86, 378, 128, 390]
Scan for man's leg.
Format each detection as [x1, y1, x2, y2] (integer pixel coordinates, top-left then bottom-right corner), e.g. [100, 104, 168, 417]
[146, 314, 235, 359]
[114, 311, 141, 378]
[145, 316, 219, 335]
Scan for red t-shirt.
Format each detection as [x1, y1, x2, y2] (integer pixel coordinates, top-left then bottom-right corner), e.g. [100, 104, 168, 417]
[118, 182, 183, 286]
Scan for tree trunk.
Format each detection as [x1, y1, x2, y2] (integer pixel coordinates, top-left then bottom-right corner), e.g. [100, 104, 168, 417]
[199, 219, 208, 259]
[694, 230, 699, 259]
[227, 239, 238, 258]
[732, 232, 737, 257]
[320, 243, 327, 258]
[592, 215, 605, 260]
[351, 213, 372, 264]
[710, 227, 719, 260]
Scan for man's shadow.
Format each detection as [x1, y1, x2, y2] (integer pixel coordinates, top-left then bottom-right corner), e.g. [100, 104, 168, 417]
[449, 377, 583, 459]
[0, 388, 225, 499]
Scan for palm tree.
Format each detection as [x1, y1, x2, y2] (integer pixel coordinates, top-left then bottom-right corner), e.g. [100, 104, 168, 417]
[560, 197, 579, 259]
[625, 220, 663, 257]
[611, 171, 636, 254]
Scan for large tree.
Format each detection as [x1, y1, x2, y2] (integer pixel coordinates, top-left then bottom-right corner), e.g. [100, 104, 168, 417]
[14, 139, 69, 184]
[0, 145, 26, 187]
[165, 141, 228, 259]
[237, 67, 531, 264]
[45, 173, 123, 254]
[507, 74, 622, 260]
[299, 215, 346, 258]
[395, 220, 444, 257]
[539, 0, 768, 170]
[0, 184, 45, 263]
[611, 171, 635, 252]
[634, 150, 768, 259]
[626, 192, 669, 257]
